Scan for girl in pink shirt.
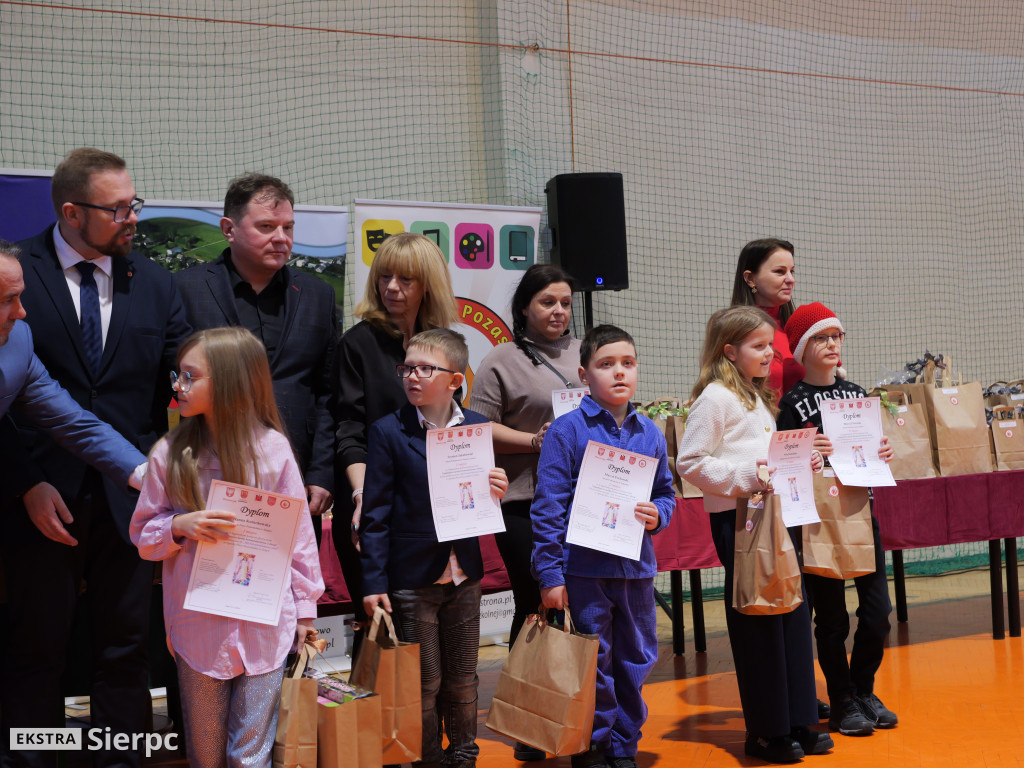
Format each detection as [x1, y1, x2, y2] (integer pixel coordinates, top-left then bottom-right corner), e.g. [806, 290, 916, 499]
[131, 327, 323, 768]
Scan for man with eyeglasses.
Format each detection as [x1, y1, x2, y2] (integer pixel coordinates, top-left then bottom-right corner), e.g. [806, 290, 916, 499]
[3, 148, 191, 768]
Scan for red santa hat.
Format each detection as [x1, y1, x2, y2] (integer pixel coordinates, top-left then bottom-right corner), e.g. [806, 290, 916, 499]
[785, 302, 845, 367]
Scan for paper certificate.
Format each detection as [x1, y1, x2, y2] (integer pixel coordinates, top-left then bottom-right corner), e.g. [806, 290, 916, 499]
[820, 397, 897, 488]
[551, 388, 590, 419]
[426, 422, 505, 542]
[768, 428, 820, 526]
[183, 480, 304, 626]
[565, 441, 657, 561]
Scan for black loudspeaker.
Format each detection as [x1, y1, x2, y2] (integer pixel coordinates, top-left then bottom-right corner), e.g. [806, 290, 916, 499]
[545, 172, 628, 291]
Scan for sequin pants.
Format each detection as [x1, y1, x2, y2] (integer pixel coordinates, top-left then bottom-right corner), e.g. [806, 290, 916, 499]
[176, 658, 285, 768]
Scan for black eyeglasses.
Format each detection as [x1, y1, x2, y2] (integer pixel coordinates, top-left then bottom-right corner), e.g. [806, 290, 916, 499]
[169, 370, 209, 392]
[396, 364, 457, 379]
[71, 198, 145, 223]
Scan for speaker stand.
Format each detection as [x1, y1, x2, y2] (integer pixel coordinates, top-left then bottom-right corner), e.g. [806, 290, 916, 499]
[582, 290, 594, 332]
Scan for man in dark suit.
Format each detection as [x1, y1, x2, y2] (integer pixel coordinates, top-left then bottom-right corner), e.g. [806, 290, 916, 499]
[0, 241, 146, 495]
[175, 173, 338, 529]
[2, 148, 191, 768]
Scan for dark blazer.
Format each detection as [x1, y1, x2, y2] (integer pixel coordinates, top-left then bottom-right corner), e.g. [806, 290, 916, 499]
[11, 227, 192, 541]
[360, 403, 489, 594]
[0, 321, 144, 497]
[175, 254, 339, 492]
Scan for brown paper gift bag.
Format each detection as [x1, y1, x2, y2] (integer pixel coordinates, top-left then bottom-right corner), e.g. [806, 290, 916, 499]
[485, 608, 599, 757]
[802, 470, 875, 579]
[874, 390, 937, 480]
[349, 607, 422, 764]
[638, 398, 701, 497]
[317, 694, 383, 768]
[733, 492, 803, 615]
[273, 644, 318, 768]
[924, 381, 992, 476]
[991, 407, 1024, 471]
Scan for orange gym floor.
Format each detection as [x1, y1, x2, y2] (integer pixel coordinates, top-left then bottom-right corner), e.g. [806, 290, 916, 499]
[134, 567, 1024, 767]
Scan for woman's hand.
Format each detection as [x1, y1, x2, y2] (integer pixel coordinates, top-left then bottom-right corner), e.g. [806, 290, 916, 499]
[171, 509, 235, 542]
[878, 436, 894, 463]
[489, 468, 509, 501]
[634, 501, 660, 531]
[350, 493, 363, 552]
[813, 434, 834, 457]
[531, 423, 551, 453]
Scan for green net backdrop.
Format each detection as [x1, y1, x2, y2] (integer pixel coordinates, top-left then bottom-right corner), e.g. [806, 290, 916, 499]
[3, 0, 1022, 593]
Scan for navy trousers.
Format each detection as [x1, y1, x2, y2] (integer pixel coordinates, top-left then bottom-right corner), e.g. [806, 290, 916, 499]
[563, 575, 658, 760]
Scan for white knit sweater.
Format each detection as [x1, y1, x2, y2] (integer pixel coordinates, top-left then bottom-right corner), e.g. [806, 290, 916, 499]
[675, 381, 775, 513]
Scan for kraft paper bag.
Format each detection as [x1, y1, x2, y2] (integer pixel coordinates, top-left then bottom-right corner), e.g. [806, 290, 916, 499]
[991, 407, 1024, 471]
[874, 390, 937, 480]
[924, 381, 993, 476]
[803, 470, 875, 579]
[349, 607, 422, 764]
[273, 644, 318, 768]
[733, 493, 803, 615]
[485, 608, 599, 757]
[317, 694, 383, 768]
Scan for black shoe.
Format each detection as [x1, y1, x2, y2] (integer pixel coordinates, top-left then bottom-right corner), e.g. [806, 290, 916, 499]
[791, 725, 834, 755]
[858, 692, 898, 728]
[828, 695, 875, 736]
[607, 758, 640, 768]
[513, 741, 546, 761]
[816, 698, 831, 720]
[571, 742, 608, 768]
[744, 734, 805, 763]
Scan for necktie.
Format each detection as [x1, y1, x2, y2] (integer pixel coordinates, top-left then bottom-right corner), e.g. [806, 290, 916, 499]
[75, 261, 103, 373]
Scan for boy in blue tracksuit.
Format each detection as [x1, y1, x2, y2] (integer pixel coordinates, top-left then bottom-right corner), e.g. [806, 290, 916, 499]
[531, 325, 676, 768]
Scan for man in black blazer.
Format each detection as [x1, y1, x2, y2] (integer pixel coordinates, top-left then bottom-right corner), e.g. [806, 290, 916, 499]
[174, 173, 338, 530]
[2, 148, 191, 768]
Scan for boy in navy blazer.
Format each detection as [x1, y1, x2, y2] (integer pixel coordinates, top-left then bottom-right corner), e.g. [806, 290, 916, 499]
[361, 329, 508, 768]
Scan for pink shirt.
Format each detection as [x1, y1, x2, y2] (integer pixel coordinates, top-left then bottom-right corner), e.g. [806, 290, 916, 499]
[130, 427, 324, 678]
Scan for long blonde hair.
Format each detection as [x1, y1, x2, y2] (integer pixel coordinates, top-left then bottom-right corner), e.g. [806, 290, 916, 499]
[161, 327, 288, 511]
[355, 232, 459, 335]
[691, 306, 778, 414]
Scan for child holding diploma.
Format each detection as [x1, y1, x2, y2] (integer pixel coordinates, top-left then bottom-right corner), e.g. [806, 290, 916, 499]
[130, 327, 323, 768]
[676, 306, 829, 764]
[361, 328, 508, 768]
[777, 302, 896, 737]
[531, 324, 675, 768]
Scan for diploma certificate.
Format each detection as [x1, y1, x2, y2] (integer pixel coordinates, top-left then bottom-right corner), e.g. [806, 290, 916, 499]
[426, 422, 505, 542]
[565, 440, 657, 561]
[820, 397, 896, 488]
[768, 428, 821, 526]
[551, 388, 590, 419]
[183, 480, 304, 626]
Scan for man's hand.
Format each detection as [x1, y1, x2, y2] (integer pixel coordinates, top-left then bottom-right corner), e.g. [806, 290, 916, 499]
[306, 485, 333, 516]
[634, 501, 660, 531]
[23, 482, 77, 546]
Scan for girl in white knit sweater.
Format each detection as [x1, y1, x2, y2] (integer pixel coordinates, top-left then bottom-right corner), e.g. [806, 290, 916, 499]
[677, 306, 829, 764]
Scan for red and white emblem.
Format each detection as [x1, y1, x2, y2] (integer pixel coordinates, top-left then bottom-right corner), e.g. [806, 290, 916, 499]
[896, 417, 905, 427]
[828, 485, 839, 497]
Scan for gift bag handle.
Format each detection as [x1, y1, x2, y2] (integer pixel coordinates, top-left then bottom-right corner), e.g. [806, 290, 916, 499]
[368, 604, 399, 643]
[286, 641, 316, 679]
